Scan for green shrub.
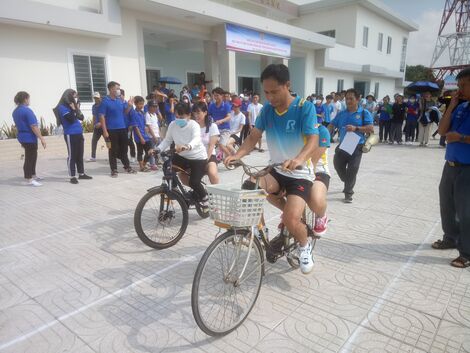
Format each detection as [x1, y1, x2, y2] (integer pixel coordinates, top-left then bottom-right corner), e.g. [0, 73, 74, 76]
[1, 123, 17, 139]
[82, 119, 95, 133]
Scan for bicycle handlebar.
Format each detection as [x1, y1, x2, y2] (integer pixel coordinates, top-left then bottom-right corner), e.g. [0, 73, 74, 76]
[229, 159, 302, 179]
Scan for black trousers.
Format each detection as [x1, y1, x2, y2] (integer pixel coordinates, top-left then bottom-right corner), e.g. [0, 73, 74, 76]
[333, 144, 363, 196]
[390, 121, 403, 143]
[172, 154, 208, 201]
[405, 120, 417, 142]
[137, 141, 152, 163]
[91, 127, 103, 159]
[64, 134, 85, 177]
[241, 124, 250, 143]
[128, 130, 136, 158]
[379, 120, 391, 141]
[108, 129, 130, 171]
[21, 143, 38, 179]
[439, 163, 470, 259]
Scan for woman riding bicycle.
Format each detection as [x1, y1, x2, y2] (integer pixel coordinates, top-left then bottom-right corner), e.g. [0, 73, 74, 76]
[192, 101, 220, 184]
[157, 102, 209, 209]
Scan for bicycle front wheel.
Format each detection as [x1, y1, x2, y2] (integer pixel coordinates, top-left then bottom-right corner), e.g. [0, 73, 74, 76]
[191, 229, 264, 336]
[134, 187, 188, 249]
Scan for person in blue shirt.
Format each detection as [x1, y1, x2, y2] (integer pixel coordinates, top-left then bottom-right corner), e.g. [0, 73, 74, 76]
[99, 81, 136, 177]
[435, 68, 470, 268]
[208, 87, 232, 156]
[314, 97, 325, 125]
[54, 89, 92, 184]
[405, 94, 420, 145]
[328, 88, 374, 203]
[164, 93, 177, 128]
[225, 64, 320, 274]
[12, 91, 46, 186]
[129, 96, 152, 172]
[377, 96, 392, 142]
[88, 92, 102, 161]
[322, 95, 334, 126]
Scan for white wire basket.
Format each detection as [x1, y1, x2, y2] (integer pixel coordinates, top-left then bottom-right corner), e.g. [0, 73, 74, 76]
[206, 184, 267, 227]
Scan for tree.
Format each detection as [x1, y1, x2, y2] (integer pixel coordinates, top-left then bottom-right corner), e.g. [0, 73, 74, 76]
[405, 65, 435, 82]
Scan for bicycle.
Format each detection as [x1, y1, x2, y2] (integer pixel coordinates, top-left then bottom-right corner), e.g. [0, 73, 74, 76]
[191, 160, 317, 336]
[134, 147, 210, 249]
[215, 139, 240, 170]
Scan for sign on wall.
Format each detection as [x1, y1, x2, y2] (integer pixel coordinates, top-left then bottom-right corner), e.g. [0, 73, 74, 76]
[225, 23, 291, 58]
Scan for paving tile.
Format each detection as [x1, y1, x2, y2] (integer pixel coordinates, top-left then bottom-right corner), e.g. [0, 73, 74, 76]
[429, 320, 470, 353]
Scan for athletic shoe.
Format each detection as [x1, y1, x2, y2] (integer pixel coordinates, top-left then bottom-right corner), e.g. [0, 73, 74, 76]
[344, 194, 353, 203]
[70, 177, 79, 184]
[78, 174, 93, 180]
[126, 167, 137, 174]
[111, 170, 118, 178]
[87, 158, 96, 162]
[28, 179, 42, 187]
[313, 215, 328, 236]
[33, 176, 43, 181]
[298, 241, 314, 274]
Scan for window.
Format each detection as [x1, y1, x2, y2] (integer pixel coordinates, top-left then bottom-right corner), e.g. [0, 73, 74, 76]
[73, 55, 107, 102]
[387, 36, 392, 54]
[318, 30, 336, 38]
[146, 69, 161, 95]
[337, 79, 344, 92]
[378, 33, 383, 52]
[362, 26, 369, 47]
[315, 77, 324, 96]
[187, 72, 200, 88]
[400, 37, 408, 72]
[374, 82, 379, 99]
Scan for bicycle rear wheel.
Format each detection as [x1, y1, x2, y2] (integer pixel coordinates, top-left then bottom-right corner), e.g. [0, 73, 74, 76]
[134, 187, 188, 249]
[191, 229, 264, 336]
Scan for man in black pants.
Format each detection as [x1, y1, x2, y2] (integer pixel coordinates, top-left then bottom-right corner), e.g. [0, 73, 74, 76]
[328, 88, 374, 203]
[434, 68, 470, 268]
[99, 81, 136, 177]
[88, 92, 102, 161]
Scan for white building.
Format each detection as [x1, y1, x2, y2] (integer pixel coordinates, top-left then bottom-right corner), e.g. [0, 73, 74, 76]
[0, 0, 418, 126]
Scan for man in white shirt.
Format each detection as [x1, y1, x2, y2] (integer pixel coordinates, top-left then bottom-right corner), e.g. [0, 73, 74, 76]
[227, 98, 246, 154]
[247, 93, 264, 151]
[145, 100, 162, 170]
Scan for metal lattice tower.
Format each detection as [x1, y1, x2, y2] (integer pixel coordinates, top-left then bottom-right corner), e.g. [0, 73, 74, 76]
[431, 0, 470, 80]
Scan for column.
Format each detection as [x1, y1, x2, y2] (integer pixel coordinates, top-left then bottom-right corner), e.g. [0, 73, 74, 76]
[203, 40, 219, 91]
[220, 49, 237, 93]
[304, 50, 315, 97]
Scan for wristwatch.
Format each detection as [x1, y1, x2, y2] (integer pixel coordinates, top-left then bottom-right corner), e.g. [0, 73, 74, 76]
[460, 134, 466, 142]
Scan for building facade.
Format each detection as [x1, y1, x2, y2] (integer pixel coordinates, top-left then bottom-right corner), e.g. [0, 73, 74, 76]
[0, 0, 418, 126]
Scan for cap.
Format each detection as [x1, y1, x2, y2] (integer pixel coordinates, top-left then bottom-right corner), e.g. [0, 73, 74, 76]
[232, 98, 242, 107]
[147, 100, 158, 107]
[93, 92, 101, 98]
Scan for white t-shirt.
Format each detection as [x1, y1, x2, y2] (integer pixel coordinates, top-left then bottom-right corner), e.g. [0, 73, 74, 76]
[200, 123, 219, 156]
[229, 111, 246, 134]
[145, 112, 160, 138]
[247, 103, 263, 125]
[331, 101, 342, 119]
[157, 119, 207, 160]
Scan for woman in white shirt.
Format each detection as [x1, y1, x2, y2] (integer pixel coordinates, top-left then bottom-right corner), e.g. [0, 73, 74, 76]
[157, 102, 208, 206]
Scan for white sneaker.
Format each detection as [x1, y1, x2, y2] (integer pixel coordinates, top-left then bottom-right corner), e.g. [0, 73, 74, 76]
[29, 179, 42, 187]
[298, 241, 314, 274]
[87, 157, 96, 162]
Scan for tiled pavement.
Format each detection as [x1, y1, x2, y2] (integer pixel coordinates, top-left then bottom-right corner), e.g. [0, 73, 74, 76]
[0, 134, 469, 353]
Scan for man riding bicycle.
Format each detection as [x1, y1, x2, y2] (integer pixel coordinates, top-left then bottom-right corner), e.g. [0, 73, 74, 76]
[225, 64, 319, 274]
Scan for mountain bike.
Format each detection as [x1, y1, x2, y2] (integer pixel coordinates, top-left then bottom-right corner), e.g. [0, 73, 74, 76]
[134, 147, 210, 249]
[191, 160, 317, 336]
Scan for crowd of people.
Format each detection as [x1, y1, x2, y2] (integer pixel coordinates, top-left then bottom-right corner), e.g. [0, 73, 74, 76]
[11, 65, 470, 270]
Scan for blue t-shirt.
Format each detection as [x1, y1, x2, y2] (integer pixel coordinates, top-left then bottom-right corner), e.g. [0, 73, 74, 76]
[318, 124, 331, 147]
[58, 105, 83, 135]
[378, 104, 392, 121]
[255, 97, 319, 180]
[92, 103, 101, 127]
[446, 101, 470, 164]
[322, 103, 334, 124]
[406, 102, 419, 122]
[99, 96, 127, 130]
[331, 107, 374, 144]
[130, 109, 150, 142]
[12, 105, 38, 144]
[164, 103, 176, 124]
[208, 101, 231, 130]
[315, 104, 325, 123]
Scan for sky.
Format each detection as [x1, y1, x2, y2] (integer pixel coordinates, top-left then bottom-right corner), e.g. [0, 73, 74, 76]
[291, 0, 448, 67]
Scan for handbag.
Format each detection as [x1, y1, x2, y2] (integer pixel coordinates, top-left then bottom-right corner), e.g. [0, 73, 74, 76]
[361, 109, 379, 153]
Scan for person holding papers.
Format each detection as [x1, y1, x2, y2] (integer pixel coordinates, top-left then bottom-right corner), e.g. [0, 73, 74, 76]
[328, 88, 374, 203]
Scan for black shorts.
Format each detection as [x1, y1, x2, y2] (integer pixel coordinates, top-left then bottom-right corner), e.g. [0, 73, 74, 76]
[314, 173, 330, 190]
[208, 155, 217, 164]
[230, 134, 241, 145]
[269, 169, 312, 202]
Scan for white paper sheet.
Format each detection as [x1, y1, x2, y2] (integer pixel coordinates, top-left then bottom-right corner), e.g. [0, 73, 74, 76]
[339, 131, 361, 155]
